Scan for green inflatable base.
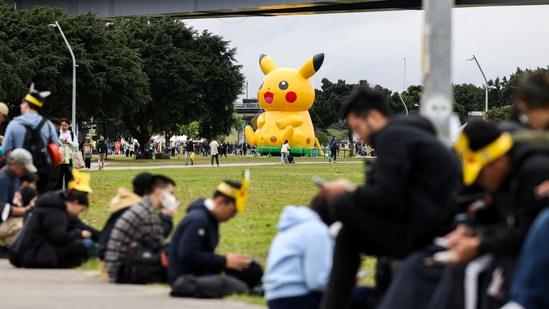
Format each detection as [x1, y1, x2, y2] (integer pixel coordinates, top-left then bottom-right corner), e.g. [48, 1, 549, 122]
[257, 146, 324, 157]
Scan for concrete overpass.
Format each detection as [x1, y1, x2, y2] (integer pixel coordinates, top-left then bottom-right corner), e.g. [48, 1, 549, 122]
[5, 0, 549, 19]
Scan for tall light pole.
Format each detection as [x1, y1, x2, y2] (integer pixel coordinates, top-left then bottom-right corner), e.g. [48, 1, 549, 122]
[398, 93, 409, 116]
[403, 57, 406, 91]
[466, 55, 492, 119]
[49, 21, 77, 136]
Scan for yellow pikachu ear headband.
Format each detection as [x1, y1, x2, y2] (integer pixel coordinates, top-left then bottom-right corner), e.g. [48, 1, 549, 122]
[454, 131, 514, 186]
[216, 170, 250, 213]
[68, 169, 93, 193]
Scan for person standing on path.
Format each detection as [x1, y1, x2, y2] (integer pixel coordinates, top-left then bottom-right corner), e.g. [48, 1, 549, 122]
[280, 140, 290, 164]
[2, 85, 59, 194]
[329, 136, 339, 163]
[185, 140, 194, 166]
[96, 136, 107, 170]
[82, 139, 93, 170]
[56, 118, 78, 190]
[210, 138, 220, 166]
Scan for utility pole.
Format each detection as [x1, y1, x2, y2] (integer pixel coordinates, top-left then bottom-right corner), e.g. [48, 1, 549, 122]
[421, 0, 454, 146]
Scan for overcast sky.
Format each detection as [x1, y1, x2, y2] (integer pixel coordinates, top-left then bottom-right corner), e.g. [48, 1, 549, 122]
[187, 5, 549, 100]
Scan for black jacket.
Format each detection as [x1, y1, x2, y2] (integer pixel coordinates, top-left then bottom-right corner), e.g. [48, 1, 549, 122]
[477, 142, 549, 256]
[167, 199, 226, 285]
[18, 192, 84, 268]
[354, 115, 461, 249]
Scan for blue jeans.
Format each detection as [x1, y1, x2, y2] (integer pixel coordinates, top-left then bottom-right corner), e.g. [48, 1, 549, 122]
[281, 153, 288, 164]
[508, 207, 549, 309]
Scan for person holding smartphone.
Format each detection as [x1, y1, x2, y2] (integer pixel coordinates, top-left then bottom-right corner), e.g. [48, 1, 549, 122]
[168, 172, 264, 298]
[318, 86, 461, 309]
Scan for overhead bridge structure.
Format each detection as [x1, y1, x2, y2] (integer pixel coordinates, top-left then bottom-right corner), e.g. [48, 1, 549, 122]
[4, 0, 549, 19]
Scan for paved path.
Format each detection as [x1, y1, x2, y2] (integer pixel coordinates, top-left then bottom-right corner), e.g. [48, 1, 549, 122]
[88, 160, 363, 171]
[0, 260, 264, 309]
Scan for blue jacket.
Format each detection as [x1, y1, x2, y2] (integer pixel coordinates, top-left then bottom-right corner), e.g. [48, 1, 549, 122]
[0, 167, 20, 222]
[263, 206, 333, 300]
[2, 113, 59, 164]
[167, 198, 226, 285]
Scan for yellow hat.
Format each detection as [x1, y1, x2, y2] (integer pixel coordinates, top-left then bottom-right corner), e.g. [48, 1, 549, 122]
[454, 131, 514, 186]
[68, 169, 93, 193]
[216, 170, 250, 213]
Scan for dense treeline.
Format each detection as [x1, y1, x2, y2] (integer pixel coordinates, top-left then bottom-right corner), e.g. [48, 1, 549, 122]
[0, 2, 244, 147]
[311, 67, 549, 144]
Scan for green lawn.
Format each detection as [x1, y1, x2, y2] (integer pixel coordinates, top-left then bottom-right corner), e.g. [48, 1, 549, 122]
[80, 157, 375, 306]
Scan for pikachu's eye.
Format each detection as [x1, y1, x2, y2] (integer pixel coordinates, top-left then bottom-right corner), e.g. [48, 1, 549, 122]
[259, 81, 264, 90]
[279, 81, 289, 90]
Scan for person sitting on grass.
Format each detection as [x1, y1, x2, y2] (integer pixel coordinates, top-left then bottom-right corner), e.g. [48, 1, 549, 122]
[0, 149, 38, 256]
[264, 194, 372, 309]
[168, 170, 264, 298]
[96, 173, 175, 267]
[13, 170, 93, 268]
[105, 175, 178, 283]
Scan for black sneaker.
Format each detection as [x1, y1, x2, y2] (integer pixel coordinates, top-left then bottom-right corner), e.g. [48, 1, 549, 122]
[0, 246, 8, 259]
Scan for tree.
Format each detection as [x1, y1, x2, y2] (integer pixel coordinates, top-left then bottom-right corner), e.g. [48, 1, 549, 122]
[0, 3, 149, 132]
[311, 78, 356, 130]
[112, 17, 244, 148]
[487, 105, 512, 124]
[453, 83, 484, 113]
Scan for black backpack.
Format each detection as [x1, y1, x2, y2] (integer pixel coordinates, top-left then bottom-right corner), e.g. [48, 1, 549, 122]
[117, 241, 167, 284]
[22, 118, 50, 175]
[96, 140, 107, 153]
[8, 211, 34, 268]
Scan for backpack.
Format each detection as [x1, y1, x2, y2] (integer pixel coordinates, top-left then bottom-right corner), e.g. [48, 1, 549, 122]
[117, 241, 167, 284]
[8, 211, 34, 268]
[97, 140, 106, 153]
[330, 139, 338, 149]
[22, 118, 50, 175]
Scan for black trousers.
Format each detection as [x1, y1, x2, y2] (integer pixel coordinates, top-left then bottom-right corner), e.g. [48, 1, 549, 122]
[84, 158, 91, 169]
[320, 194, 409, 309]
[35, 164, 52, 195]
[225, 262, 264, 289]
[48, 165, 60, 192]
[211, 154, 219, 165]
[55, 163, 73, 190]
[330, 149, 337, 161]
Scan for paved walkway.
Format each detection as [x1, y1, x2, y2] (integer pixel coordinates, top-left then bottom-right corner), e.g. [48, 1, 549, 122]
[88, 160, 363, 171]
[0, 260, 264, 309]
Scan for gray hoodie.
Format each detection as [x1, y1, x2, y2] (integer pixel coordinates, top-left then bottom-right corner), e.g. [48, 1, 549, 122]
[2, 113, 59, 163]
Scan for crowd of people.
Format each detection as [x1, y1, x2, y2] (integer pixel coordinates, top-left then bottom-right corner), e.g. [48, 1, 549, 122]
[1, 72, 549, 309]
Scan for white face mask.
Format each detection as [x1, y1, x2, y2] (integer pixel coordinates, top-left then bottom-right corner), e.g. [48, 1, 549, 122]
[161, 190, 180, 210]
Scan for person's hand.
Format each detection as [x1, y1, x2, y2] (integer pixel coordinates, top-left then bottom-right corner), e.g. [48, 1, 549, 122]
[447, 236, 481, 266]
[319, 179, 352, 202]
[161, 208, 178, 217]
[535, 181, 549, 200]
[444, 224, 473, 248]
[81, 230, 92, 239]
[225, 253, 251, 271]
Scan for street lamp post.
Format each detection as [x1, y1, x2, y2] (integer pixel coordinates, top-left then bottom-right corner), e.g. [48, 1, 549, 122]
[49, 21, 77, 136]
[398, 93, 409, 116]
[466, 55, 493, 119]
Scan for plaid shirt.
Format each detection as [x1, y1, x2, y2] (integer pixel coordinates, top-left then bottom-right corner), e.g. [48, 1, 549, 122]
[105, 196, 167, 280]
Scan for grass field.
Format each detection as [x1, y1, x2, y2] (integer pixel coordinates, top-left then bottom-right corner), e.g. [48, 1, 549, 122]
[80, 155, 375, 306]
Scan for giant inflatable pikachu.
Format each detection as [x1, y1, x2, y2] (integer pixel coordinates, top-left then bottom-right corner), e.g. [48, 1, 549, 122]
[245, 53, 325, 156]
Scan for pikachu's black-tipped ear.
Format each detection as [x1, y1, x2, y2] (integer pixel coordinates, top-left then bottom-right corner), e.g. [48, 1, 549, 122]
[299, 53, 324, 79]
[260, 54, 278, 75]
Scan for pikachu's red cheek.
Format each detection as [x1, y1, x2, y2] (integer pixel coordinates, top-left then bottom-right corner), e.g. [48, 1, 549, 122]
[285, 92, 297, 103]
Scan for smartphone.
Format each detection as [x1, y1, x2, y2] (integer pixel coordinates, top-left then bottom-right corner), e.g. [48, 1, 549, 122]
[312, 176, 327, 186]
